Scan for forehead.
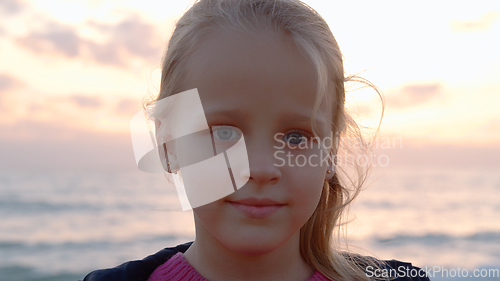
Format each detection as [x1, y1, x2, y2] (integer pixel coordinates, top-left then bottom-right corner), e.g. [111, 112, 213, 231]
[179, 28, 333, 132]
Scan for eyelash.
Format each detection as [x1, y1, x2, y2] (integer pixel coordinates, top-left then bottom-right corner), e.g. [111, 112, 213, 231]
[209, 125, 314, 143]
[283, 129, 314, 145]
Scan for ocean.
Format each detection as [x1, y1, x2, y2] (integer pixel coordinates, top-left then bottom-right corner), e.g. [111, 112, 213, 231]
[1, 167, 499, 281]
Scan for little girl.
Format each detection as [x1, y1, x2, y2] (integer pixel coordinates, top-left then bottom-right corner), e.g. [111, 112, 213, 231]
[84, 0, 430, 280]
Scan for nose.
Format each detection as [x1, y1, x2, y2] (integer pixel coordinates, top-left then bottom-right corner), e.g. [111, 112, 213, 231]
[246, 137, 282, 186]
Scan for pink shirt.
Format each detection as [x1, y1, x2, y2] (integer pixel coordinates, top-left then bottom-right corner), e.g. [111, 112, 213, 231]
[147, 252, 330, 281]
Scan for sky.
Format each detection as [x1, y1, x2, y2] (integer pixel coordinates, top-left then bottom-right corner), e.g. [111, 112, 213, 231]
[0, 0, 499, 171]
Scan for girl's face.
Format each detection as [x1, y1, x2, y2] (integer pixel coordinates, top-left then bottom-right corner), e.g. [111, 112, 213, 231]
[181, 29, 334, 256]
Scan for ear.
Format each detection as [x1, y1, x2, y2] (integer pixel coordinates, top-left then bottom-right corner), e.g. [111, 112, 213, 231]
[155, 120, 179, 173]
[325, 154, 336, 181]
[325, 165, 334, 181]
[159, 142, 180, 174]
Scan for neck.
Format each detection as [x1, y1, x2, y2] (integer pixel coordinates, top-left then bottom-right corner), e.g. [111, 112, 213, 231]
[183, 219, 314, 281]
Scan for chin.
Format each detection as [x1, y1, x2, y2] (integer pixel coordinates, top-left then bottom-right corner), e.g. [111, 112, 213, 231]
[225, 239, 280, 256]
[220, 228, 293, 257]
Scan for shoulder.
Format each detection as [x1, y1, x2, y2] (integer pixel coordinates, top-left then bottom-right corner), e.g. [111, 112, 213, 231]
[366, 258, 431, 281]
[342, 253, 430, 281]
[82, 241, 193, 281]
[384, 260, 430, 281]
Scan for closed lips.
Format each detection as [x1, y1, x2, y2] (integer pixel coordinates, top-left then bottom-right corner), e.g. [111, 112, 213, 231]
[228, 198, 285, 218]
[228, 198, 285, 206]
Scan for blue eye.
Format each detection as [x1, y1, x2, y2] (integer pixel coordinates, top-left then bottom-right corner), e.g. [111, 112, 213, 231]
[212, 126, 240, 141]
[217, 128, 234, 140]
[283, 132, 308, 145]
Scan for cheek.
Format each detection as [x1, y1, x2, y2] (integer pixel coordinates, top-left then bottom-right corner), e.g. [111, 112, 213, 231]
[287, 165, 325, 226]
[192, 201, 226, 234]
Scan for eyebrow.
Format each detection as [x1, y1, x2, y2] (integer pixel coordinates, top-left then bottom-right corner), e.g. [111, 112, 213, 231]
[201, 108, 247, 123]
[280, 111, 330, 133]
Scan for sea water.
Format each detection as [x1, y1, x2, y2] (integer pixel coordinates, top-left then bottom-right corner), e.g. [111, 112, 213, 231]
[0, 167, 498, 281]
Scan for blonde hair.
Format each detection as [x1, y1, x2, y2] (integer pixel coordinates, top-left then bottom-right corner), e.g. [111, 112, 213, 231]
[147, 0, 385, 280]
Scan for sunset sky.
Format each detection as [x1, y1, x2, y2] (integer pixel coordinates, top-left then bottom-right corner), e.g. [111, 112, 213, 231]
[0, 0, 499, 171]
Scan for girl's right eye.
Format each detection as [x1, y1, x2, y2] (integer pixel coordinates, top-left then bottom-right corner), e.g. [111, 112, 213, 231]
[211, 126, 241, 142]
[211, 126, 242, 154]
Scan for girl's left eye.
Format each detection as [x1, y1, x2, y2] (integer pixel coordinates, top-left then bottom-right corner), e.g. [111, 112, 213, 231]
[283, 130, 311, 146]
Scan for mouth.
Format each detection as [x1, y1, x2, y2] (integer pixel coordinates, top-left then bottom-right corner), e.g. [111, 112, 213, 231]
[227, 197, 285, 218]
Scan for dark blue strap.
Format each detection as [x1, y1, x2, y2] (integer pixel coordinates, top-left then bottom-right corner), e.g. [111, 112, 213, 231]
[82, 241, 193, 281]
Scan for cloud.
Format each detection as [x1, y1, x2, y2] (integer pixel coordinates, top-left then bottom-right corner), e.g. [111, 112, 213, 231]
[451, 12, 499, 32]
[84, 40, 124, 65]
[68, 95, 102, 108]
[0, 73, 22, 92]
[0, 74, 22, 111]
[114, 98, 141, 115]
[17, 24, 80, 57]
[482, 118, 500, 133]
[388, 83, 442, 108]
[0, 0, 25, 15]
[89, 16, 162, 62]
[471, 118, 500, 140]
[16, 15, 163, 66]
